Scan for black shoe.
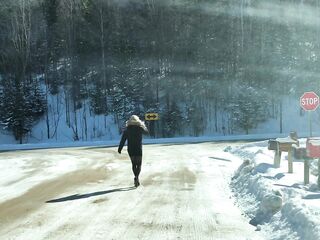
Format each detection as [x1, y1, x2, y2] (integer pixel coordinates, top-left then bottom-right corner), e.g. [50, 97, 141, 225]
[136, 177, 140, 187]
[134, 177, 138, 187]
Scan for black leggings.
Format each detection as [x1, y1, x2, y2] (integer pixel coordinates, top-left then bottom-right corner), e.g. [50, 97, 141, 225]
[130, 156, 142, 178]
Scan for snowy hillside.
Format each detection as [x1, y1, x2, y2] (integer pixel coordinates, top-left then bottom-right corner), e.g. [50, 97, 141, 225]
[0, 89, 120, 145]
[1, 0, 320, 145]
[1, 91, 320, 145]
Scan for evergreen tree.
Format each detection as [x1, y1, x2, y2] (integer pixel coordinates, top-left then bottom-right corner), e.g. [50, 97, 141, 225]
[161, 101, 182, 137]
[0, 76, 46, 143]
[228, 85, 270, 135]
[186, 103, 205, 137]
[1, 0, 320, 141]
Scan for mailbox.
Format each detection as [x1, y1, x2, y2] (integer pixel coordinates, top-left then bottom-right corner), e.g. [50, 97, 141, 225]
[290, 131, 298, 141]
[276, 137, 298, 152]
[268, 139, 278, 151]
[292, 145, 307, 159]
[306, 138, 320, 158]
[268, 134, 300, 171]
[279, 143, 292, 152]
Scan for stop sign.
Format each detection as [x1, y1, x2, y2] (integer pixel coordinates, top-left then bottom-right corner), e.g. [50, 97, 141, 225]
[300, 92, 320, 111]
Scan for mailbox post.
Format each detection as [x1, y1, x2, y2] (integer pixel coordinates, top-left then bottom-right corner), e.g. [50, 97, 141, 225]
[306, 138, 320, 187]
[276, 137, 298, 173]
[268, 139, 281, 167]
[292, 144, 309, 184]
[268, 136, 298, 172]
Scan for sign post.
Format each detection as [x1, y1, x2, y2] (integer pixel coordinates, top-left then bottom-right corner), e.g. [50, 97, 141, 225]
[309, 112, 312, 137]
[300, 92, 319, 137]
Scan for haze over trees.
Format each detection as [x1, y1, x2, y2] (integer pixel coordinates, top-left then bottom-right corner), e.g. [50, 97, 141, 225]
[0, 0, 320, 143]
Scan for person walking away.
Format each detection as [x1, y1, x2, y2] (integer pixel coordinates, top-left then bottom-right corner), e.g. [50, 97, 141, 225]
[118, 115, 148, 187]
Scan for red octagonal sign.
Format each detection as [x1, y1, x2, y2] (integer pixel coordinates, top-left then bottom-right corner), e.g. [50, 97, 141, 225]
[300, 92, 320, 111]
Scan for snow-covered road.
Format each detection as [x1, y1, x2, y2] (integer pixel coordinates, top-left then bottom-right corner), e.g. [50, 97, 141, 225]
[0, 142, 264, 240]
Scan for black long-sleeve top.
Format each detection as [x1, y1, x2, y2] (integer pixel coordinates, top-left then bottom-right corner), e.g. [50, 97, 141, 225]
[118, 125, 148, 157]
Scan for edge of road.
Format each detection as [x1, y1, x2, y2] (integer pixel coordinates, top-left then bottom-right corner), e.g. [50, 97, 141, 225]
[1, 131, 317, 152]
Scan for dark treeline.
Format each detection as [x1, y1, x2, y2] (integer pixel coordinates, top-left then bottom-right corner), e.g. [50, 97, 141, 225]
[0, 0, 320, 143]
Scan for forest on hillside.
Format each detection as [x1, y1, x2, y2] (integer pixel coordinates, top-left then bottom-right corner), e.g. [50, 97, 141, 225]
[0, 0, 320, 143]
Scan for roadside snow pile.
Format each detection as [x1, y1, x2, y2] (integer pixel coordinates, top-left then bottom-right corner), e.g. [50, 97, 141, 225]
[228, 140, 320, 240]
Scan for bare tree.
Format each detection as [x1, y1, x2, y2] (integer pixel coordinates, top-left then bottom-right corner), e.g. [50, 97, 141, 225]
[10, 0, 32, 143]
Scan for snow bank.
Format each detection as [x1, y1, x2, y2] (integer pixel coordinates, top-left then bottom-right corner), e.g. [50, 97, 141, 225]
[230, 140, 320, 240]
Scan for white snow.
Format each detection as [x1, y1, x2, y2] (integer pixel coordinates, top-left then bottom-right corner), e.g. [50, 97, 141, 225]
[275, 137, 297, 144]
[0, 141, 264, 240]
[2, 132, 320, 151]
[307, 138, 320, 146]
[1, 134, 320, 239]
[229, 139, 320, 240]
[0, 149, 97, 203]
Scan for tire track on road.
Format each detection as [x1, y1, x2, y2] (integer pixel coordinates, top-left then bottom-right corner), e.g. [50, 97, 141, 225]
[0, 167, 110, 229]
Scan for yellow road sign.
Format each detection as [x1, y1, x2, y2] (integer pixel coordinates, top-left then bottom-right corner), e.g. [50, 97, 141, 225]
[145, 113, 159, 121]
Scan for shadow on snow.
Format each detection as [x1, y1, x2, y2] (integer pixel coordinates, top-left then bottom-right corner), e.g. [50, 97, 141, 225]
[46, 186, 136, 203]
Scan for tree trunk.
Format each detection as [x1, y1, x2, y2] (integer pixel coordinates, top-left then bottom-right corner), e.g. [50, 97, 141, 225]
[99, 6, 108, 131]
[280, 101, 283, 134]
[214, 97, 218, 132]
